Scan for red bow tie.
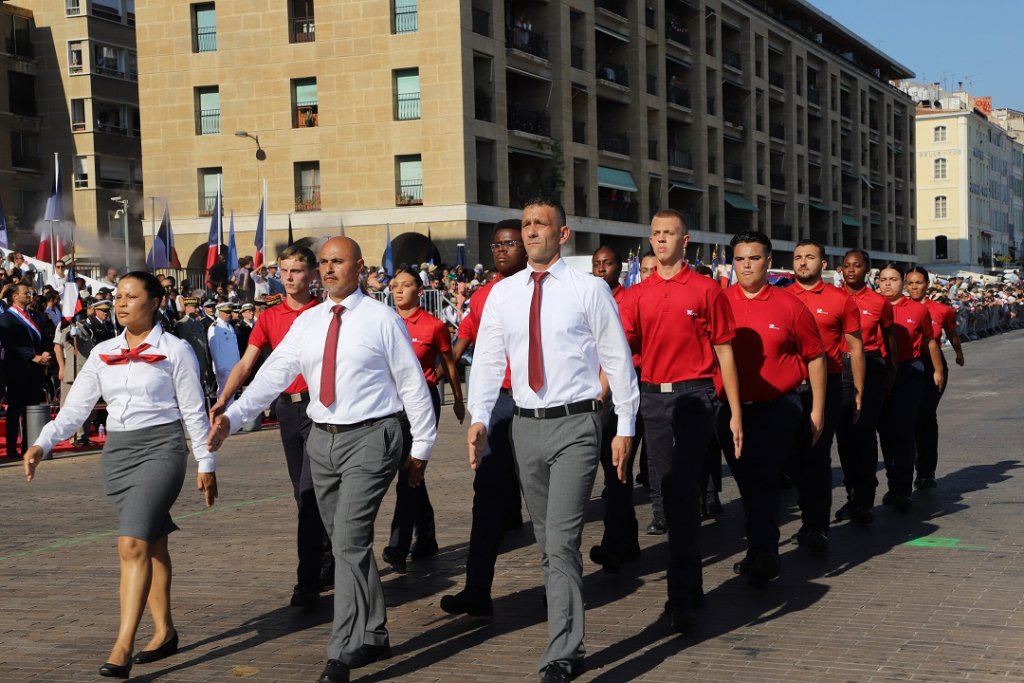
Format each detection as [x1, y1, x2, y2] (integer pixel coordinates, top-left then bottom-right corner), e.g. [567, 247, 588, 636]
[99, 343, 167, 365]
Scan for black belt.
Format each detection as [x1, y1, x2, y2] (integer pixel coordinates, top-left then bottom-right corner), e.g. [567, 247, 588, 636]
[640, 379, 714, 394]
[499, 388, 512, 397]
[513, 399, 602, 419]
[314, 411, 404, 434]
[281, 390, 309, 403]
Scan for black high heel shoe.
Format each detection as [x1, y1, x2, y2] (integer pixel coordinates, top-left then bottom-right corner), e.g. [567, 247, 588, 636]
[98, 661, 132, 678]
[132, 631, 179, 664]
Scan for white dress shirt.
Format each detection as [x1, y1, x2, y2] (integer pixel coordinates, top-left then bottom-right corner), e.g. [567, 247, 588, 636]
[223, 288, 437, 461]
[468, 257, 639, 436]
[207, 318, 240, 376]
[34, 324, 216, 472]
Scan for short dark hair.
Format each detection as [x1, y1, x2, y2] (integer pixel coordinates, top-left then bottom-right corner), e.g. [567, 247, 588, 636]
[878, 261, 904, 278]
[794, 239, 825, 259]
[730, 230, 772, 255]
[907, 265, 930, 280]
[523, 197, 566, 228]
[494, 219, 522, 234]
[593, 245, 621, 262]
[391, 265, 422, 287]
[843, 248, 871, 268]
[652, 208, 688, 232]
[279, 244, 317, 268]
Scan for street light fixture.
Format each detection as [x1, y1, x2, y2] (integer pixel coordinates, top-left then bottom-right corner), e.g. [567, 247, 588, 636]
[234, 130, 267, 160]
[111, 196, 130, 271]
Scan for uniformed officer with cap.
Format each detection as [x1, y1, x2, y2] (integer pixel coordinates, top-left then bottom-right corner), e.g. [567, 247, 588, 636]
[208, 302, 240, 406]
[201, 300, 217, 330]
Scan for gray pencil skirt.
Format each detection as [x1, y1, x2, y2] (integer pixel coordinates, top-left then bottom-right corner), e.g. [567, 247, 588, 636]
[101, 421, 188, 542]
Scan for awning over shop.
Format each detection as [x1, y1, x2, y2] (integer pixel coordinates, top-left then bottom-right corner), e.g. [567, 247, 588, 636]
[809, 201, 832, 211]
[669, 179, 705, 192]
[598, 166, 638, 192]
[724, 192, 757, 212]
[841, 214, 862, 228]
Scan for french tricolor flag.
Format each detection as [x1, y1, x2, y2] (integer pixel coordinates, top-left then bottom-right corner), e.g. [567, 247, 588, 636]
[204, 180, 222, 285]
[253, 179, 267, 269]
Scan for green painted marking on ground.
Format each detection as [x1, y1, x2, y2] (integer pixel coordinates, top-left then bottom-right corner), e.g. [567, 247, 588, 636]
[905, 535, 990, 552]
[0, 493, 290, 562]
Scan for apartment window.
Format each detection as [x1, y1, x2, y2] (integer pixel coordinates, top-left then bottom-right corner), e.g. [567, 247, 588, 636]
[393, 68, 420, 120]
[934, 195, 947, 219]
[71, 98, 87, 131]
[294, 161, 321, 211]
[933, 125, 947, 143]
[393, 0, 417, 34]
[395, 154, 423, 205]
[8, 72, 36, 116]
[934, 235, 948, 260]
[66, 0, 82, 16]
[198, 167, 222, 215]
[94, 43, 126, 78]
[95, 100, 128, 135]
[92, 0, 121, 21]
[289, 0, 315, 43]
[97, 156, 131, 189]
[934, 157, 947, 180]
[192, 3, 217, 53]
[74, 155, 90, 188]
[195, 86, 220, 134]
[292, 78, 318, 128]
[10, 131, 40, 170]
[68, 41, 84, 73]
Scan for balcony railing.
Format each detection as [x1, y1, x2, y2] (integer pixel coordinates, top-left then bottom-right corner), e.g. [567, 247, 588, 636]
[296, 185, 321, 211]
[668, 147, 692, 169]
[198, 109, 220, 135]
[597, 131, 630, 155]
[508, 108, 551, 137]
[571, 46, 584, 69]
[395, 92, 420, 120]
[195, 27, 216, 52]
[666, 15, 690, 46]
[296, 103, 319, 128]
[199, 193, 218, 216]
[597, 62, 629, 87]
[664, 86, 691, 111]
[291, 16, 315, 43]
[595, 0, 628, 19]
[92, 4, 120, 21]
[572, 120, 586, 144]
[768, 69, 784, 88]
[722, 48, 741, 70]
[472, 8, 491, 37]
[394, 6, 418, 34]
[396, 180, 423, 206]
[599, 196, 639, 223]
[506, 24, 549, 59]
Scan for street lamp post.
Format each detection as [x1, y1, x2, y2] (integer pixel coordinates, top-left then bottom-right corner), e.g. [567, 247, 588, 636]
[111, 196, 130, 272]
[235, 130, 266, 201]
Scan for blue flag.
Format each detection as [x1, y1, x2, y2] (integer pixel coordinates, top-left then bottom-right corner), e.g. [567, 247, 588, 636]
[383, 223, 394, 276]
[227, 209, 238, 272]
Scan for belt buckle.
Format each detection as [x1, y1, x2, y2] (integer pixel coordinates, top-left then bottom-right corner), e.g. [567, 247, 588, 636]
[660, 382, 672, 393]
[534, 407, 546, 419]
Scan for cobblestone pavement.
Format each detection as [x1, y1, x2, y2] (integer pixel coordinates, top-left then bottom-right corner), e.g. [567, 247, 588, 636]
[1, 331, 1022, 683]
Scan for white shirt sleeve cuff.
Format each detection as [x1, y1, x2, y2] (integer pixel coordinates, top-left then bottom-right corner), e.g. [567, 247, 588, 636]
[197, 455, 216, 473]
[410, 442, 432, 462]
[615, 414, 636, 438]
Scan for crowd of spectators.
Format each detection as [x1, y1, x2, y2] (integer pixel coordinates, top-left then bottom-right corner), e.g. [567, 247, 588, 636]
[922, 272, 1023, 341]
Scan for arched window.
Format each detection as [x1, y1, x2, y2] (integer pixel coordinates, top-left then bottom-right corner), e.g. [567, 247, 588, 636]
[934, 195, 948, 219]
[934, 125, 947, 142]
[934, 157, 947, 179]
[934, 235, 948, 260]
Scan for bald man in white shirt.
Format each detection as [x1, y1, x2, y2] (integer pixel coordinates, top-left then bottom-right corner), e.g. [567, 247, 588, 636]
[209, 237, 436, 683]
[468, 199, 640, 683]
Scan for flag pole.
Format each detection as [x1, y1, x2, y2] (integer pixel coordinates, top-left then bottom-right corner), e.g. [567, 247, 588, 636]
[50, 153, 58, 265]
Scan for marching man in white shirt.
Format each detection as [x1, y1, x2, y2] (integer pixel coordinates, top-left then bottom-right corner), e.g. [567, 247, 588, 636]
[207, 301, 240, 406]
[468, 198, 640, 683]
[209, 236, 436, 683]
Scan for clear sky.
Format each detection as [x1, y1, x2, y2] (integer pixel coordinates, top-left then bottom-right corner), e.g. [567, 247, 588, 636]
[811, 0, 1024, 110]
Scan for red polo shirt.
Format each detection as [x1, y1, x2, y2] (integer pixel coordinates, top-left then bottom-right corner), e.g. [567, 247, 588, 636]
[458, 276, 512, 390]
[922, 299, 956, 341]
[403, 307, 451, 386]
[620, 264, 736, 383]
[844, 286, 894, 354]
[724, 283, 824, 403]
[617, 285, 642, 369]
[248, 297, 318, 393]
[787, 281, 860, 375]
[890, 296, 934, 363]
[610, 284, 626, 305]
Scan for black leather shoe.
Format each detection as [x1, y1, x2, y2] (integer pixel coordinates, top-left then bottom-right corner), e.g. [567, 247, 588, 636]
[382, 546, 407, 573]
[733, 555, 753, 576]
[440, 590, 493, 617]
[748, 553, 780, 588]
[589, 545, 622, 574]
[410, 539, 439, 560]
[646, 515, 667, 535]
[892, 494, 913, 512]
[834, 502, 851, 521]
[98, 661, 131, 679]
[793, 528, 829, 555]
[348, 642, 392, 669]
[318, 659, 350, 683]
[290, 588, 319, 609]
[671, 607, 697, 634]
[916, 475, 937, 490]
[539, 662, 572, 683]
[132, 631, 178, 664]
[849, 504, 875, 524]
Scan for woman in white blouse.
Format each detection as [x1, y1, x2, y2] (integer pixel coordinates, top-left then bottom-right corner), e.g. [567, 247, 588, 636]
[24, 271, 217, 679]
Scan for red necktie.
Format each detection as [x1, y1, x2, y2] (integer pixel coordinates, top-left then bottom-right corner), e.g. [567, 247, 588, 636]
[320, 305, 344, 407]
[99, 343, 167, 365]
[528, 272, 548, 392]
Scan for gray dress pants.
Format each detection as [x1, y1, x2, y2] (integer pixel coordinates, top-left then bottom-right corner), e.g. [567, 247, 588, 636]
[307, 416, 405, 663]
[511, 410, 601, 673]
